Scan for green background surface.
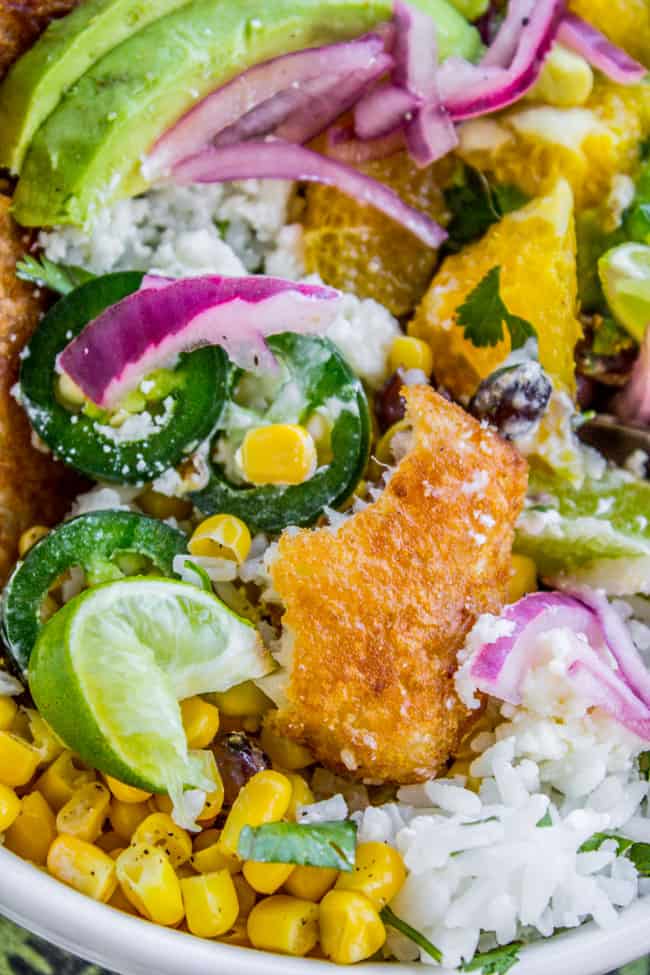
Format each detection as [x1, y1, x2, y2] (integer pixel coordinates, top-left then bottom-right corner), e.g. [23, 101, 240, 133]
[0, 915, 647, 975]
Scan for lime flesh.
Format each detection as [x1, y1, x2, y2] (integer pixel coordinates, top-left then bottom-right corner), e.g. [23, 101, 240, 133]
[599, 242, 650, 343]
[29, 578, 272, 806]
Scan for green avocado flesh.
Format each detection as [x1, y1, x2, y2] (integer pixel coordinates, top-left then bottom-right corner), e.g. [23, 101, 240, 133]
[408, 0, 481, 61]
[0, 0, 195, 175]
[12, 0, 393, 228]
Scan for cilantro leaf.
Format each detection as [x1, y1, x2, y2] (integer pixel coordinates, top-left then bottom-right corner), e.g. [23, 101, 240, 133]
[380, 906, 442, 963]
[444, 167, 528, 252]
[639, 751, 650, 780]
[580, 832, 650, 876]
[456, 266, 537, 352]
[237, 820, 357, 871]
[16, 255, 95, 295]
[462, 942, 523, 974]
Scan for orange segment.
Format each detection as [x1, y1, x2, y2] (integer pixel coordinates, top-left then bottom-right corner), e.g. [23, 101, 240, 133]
[408, 180, 581, 400]
[302, 150, 453, 316]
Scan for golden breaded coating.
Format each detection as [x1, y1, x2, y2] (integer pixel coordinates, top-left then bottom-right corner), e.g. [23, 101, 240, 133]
[0, 196, 81, 584]
[0, 0, 78, 77]
[269, 385, 528, 783]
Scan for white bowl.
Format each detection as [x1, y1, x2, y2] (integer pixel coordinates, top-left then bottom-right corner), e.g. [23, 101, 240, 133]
[1, 845, 649, 975]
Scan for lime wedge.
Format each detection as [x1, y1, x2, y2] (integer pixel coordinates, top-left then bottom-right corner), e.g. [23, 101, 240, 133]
[515, 468, 650, 595]
[29, 578, 272, 810]
[599, 242, 650, 343]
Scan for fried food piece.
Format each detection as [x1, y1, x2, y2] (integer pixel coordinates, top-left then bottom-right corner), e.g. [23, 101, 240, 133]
[0, 0, 78, 77]
[0, 196, 81, 584]
[268, 385, 527, 784]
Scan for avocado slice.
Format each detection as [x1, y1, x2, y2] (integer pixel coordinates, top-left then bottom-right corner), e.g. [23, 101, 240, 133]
[12, 0, 393, 228]
[408, 0, 482, 61]
[0, 0, 197, 175]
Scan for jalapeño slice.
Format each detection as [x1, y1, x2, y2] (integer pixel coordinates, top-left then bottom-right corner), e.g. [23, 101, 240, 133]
[19, 272, 228, 483]
[191, 333, 371, 533]
[2, 510, 187, 672]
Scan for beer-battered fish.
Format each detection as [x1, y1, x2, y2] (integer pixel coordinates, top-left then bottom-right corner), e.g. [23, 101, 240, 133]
[0, 0, 78, 75]
[267, 385, 528, 783]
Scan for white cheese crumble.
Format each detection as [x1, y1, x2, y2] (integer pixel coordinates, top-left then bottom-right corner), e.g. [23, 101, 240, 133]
[322, 287, 401, 389]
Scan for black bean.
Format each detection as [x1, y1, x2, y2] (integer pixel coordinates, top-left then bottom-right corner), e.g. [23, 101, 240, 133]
[469, 360, 552, 439]
[212, 732, 270, 806]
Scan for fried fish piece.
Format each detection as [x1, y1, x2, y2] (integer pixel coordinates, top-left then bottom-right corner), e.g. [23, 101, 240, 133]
[0, 0, 78, 77]
[0, 196, 81, 584]
[268, 385, 528, 783]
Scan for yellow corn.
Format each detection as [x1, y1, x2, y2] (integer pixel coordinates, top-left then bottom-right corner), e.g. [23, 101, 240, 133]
[232, 873, 257, 918]
[137, 488, 192, 521]
[285, 773, 315, 822]
[260, 723, 314, 771]
[243, 860, 295, 895]
[103, 774, 151, 804]
[132, 813, 192, 869]
[247, 895, 320, 957]
[56, 373, 86, 407]
[189, 514, 252, 563]
[335, 842, 406, 909]
[192, 840, 239, 876]
[18, 525, 49, 557]
[508, 553, 538, 604]
[116, 843, 185, 926]
[109, 798, 151, 840]
[197, 779, 225, 824]
[24, 709, 65, 766]
[153, 794, 174, 815]
[285, 865, 338, 902]
[181, 870, 240, 938]
[0, 784, 21, 832]
[238, 425, 317, 486]
[36, 752, 96, 812]
[56, 782, 111, 843]
[180, 697, 220, 749]
[319, 890, 386, 964]
[0, 731, 41, 787]
[389, 335, 433, 376]
[218, 770, 292, 860]
[528, 42, 593, 107]
[96, 831, 125, 854]
[0, 696, 17, 731]
[4, 791, 56, 864]
[47, 835, 118, 902]
[219, 919, 251, 947]
[213, 681, 272, 718]
[108, 885, 138, 915]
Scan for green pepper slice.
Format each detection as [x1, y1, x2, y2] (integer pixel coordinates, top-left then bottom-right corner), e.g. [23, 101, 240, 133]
[19, 272, 228, 483]
[2, 510, 187, 672]
[191, 333, 371, 533]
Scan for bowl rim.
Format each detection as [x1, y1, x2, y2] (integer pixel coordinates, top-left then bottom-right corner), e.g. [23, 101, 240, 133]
[2, 845, 650, 975]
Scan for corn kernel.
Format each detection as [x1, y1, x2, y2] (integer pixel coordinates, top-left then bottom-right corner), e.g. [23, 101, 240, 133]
[219, 919, 250, 947]
[116, 843, 185, 926]
[18, 525, 50, 558]
[218, 770, 292, 861]
[0, 696, 17, 732]
[181, 870, 240, 938]
[137, 488, 193, 521]
[528, 41, 593, 107]
[192, 840, 239, 876]
[4, 791, 56, 864]
[36, 752, 96, 812]
[0, 784, 21, 832]
[213, 681, 272, 718]
[96, 831, 125, 854]
[180, 697, 220, 750]
[198, 780, 225, 823]
[389, 336, 433, 376]
[24, 709, 65, 765]
[508, 553, 537, 603]
[285, 865, 338, 902]
[109, 798, 151, 840]
[132, 813, 192, 869]
[0, 732, 41, 787]
[285, 773, 315, 822]
[232, 873, 257, 918]
[56, 782, 111, 843]
[103, 774, 152, 804]
[320, 890, 386, 964]
[247, 895, 319, 956]
[260, 723, 314, 771]
[47, 835, 117, 902]
[243, 860, 295, 895]
[238, 425, 317, 486]
[108, 885, 138, 915]
[56, 373, 86, 407]
[153, 794, 174, 815]
[335, 842, 406, 909]
[189, 514, 252, 563]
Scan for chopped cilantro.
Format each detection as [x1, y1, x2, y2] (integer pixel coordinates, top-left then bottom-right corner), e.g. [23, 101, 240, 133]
[214, 218, 230, 239]
[444, 167, 528, 252]
[536, 810, 552, 827]
[456, 266, 537, 351]
[238, 820, 357, 871]
[580, 832, 650, 877]
[639, 751, 650, 780]
[16, 255, 94, 295]
[461, 942, 523, 974]
[380, 906, 442, 963]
